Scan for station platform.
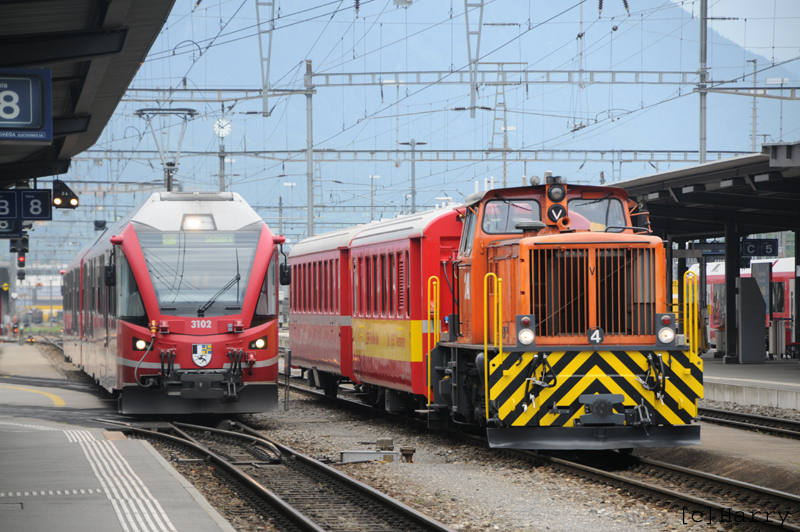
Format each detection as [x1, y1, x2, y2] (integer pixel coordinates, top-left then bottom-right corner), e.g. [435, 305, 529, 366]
[0, 342, 235, 532]
[701, 352, 800, 409]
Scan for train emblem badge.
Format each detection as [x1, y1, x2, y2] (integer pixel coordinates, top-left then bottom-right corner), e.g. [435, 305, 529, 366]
[192, 344, 212, 367]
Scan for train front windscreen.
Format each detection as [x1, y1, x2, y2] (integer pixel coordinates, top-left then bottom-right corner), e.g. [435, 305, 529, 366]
[137, 230, 261, 317]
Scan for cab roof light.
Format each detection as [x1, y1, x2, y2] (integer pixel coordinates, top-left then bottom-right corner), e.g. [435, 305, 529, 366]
[181, 214, 216, 231]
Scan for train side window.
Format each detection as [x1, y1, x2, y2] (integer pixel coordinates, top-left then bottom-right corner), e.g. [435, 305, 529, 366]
[405, 251, 410, 318]
[388, 253, 395, 317]
[334, 259, 339, 314]
[380, 255, 386, 316]
[117, 249, 147, 327]
[365, 257, 371, 315]
[772, 282, 785, 313]
[373, 256, 379, 317]
[255, 252, 278, 320]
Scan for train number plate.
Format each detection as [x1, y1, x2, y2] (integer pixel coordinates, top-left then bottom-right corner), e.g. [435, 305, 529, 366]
[191, 319, 212, 329]
[587, 327, 605, 345]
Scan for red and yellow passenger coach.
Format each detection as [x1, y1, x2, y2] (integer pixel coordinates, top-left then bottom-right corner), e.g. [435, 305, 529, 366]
[288, 208, 461, 404]
[63, 192, 283, 414]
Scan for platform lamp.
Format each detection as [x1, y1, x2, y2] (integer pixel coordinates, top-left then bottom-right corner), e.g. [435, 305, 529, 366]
[52, 180, 79, 209]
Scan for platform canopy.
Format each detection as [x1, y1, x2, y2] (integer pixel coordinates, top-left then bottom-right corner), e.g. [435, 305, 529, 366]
[0, 0, 175, 186]
[617, 141, 800, 240]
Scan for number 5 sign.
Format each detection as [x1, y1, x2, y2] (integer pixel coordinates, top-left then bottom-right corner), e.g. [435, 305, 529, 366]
[20, 190, 51, 220]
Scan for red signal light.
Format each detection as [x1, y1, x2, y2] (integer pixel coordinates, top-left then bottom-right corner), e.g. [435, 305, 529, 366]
[17, 254, 26, 268]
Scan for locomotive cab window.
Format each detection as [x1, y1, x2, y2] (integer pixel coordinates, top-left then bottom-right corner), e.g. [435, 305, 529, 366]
[459, 208, 478, 255]
[568, 197, 626, 232]
[481, 199, 541, 234]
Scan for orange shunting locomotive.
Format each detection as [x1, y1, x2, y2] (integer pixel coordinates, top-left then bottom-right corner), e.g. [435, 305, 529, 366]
[288, 173, 703, 450]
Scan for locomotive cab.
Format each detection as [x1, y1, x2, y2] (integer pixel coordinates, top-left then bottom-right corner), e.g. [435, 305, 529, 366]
[429, 175, 703, 450]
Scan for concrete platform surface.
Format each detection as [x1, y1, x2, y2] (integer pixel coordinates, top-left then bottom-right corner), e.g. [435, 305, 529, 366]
[0, 342, 65, 380]
[702, 356, 800, 408]
[0, 417, 235, 532]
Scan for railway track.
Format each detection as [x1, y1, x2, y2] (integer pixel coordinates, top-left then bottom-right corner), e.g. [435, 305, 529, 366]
[699, 406, 800, 438]
[126, 420, 455, 532]
[282, 376, 800, 531]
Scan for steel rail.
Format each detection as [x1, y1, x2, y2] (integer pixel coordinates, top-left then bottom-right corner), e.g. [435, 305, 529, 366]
[126, 425, 327, 532]
[699, 406, 800, 438]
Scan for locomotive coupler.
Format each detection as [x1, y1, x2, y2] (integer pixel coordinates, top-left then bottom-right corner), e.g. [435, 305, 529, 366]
[577, 394, 625, 426]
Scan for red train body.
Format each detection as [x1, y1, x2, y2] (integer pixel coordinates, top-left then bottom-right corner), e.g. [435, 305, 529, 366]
[63, 192, 282, 414]
[289, 209, 461, 401]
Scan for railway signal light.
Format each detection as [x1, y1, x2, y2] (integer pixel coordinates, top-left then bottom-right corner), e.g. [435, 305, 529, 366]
[17, 252, 26, 268]
[9, 236, 28, 254]
[16, 270, 25, 281]
[52, 180, 79, 209]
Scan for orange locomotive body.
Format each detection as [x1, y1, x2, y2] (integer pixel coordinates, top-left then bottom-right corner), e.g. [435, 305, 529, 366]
[288, 176, 703, 450]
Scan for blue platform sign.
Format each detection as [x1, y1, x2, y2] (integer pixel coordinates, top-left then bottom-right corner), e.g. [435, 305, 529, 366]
[20, 190, 51, 220]
[0, 190, 18, 220]
[0, 220, 23, 239]
[0, 68, 52, 143]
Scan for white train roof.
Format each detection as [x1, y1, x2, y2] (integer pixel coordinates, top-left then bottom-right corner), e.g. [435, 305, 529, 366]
[130, 192, 262, 232]
[690, 257, 795, 276]
[65, 192, 264, 271]
[289, 206, 461, 259]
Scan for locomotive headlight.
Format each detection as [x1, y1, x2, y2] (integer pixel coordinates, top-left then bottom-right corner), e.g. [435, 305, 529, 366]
[658, 327, 676, 344]
[547, 184, 566, 202]
[255, 338, 266, 349]
[133, 338, 149, 351]
[518, 328, 535, 345]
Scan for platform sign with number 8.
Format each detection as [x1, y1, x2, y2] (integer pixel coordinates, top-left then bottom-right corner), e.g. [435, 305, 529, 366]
[0, 190, 18, 220]
[0, 68, 52, 142]
[20, 190, 51, 220]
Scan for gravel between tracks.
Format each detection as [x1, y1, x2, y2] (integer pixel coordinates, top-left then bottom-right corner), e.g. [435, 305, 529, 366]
[240, 391, 719, 532]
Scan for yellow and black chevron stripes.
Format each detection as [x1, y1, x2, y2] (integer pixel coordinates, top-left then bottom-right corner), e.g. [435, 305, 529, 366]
[487, 350, 703, 428]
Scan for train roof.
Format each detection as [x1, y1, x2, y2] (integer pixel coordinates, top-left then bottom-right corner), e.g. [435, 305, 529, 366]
[690, 257, 795, 276]
[289, 206, 461, 258]
[65, 191, 263, 271]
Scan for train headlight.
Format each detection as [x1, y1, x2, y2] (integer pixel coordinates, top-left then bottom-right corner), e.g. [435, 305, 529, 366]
[658, 327, 676, 344]
[518, 328, 535, 345]
[133, 338, 149, 351]
[181, 214, 216, 231]
[249, 336, 269, 349]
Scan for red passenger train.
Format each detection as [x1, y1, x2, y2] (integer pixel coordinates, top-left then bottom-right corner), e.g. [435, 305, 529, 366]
[62, 192, 283, 414]
[289, 208, 461, 403]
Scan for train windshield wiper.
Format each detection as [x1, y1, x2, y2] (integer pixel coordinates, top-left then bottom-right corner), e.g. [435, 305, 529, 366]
[197, 273, 240, 317]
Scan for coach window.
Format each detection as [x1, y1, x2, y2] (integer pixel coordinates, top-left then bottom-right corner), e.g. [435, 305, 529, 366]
[388, 254, 395, 317]
[380, 255, 386, 316]
[405, 251, 411, 318]
[117, 248, 147, 327]
[372, 256, 379, 317]
[354, 259, 358, 315]
[365, 257, 371, 315]
[772, 282, 785, 313]
[333, 259, 339, 313]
